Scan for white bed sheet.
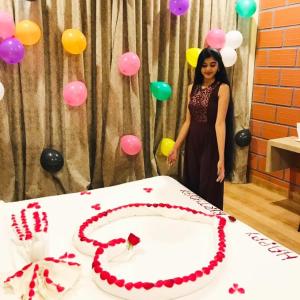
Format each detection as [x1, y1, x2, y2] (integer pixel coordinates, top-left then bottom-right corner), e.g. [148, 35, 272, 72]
[0, 176, 299, 300]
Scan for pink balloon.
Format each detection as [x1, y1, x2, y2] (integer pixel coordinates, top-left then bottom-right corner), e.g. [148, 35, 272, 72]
[206, 29, 226, 49]
[0, 11, 15, 39]
[63, 81, 87, 107]
[118, 52, 140, 76]
[120, 135, 142, 155]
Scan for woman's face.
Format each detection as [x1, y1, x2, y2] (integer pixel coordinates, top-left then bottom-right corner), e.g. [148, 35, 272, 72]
[201, 57, 218, 80]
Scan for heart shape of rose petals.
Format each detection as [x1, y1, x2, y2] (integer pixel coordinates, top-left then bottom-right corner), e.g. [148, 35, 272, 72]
[75, 203, 227, 300]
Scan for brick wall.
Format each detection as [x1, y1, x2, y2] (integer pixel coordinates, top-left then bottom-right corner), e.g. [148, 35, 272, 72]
[249, 0, 300, 192]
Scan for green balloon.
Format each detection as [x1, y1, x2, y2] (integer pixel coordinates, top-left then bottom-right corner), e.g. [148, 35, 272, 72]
[235, 0, 257, 18]
[150, 81, 172, 101]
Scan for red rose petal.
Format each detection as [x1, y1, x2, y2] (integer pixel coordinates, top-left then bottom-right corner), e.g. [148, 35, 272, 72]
[46, 278, 53, 284]
[100, 271, 109, 280]
[195, 270, 203, 278]
[229, 287, 235, 294]
[163, 279, 174, 288]
[238, 287, 245, 294]
[16, 271, 23, 277]
[91, 204, 101, 210]
[143, 282, 154, 290]
[174, 277, 183, 284]
[188, 273, 197, 281]
[228, 215, 236, 222]
[155, 280, 164, 287]
[107, 275, 117, 285]
[134, 282, 143, 289]
[115, 279, 125, 287]
[125, 282, 133, 290]
[202, 267, 210, 275]
[56, 285, 65, 293]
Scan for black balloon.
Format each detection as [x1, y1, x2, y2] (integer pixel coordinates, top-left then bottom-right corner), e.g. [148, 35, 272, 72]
[235, 129, 251, 147]
[40, 148, 64, 173]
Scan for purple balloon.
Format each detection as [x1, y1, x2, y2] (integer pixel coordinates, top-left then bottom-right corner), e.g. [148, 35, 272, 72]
[169, 0, 190, 16]
[0, 38, 25, 64]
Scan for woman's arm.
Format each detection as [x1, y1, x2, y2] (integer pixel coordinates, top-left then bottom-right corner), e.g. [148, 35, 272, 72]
[215, 83, 230, 182]
[167, 84, 192, 165]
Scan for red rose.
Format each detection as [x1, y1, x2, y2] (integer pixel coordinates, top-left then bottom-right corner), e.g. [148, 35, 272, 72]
[127, 233, 140, 247]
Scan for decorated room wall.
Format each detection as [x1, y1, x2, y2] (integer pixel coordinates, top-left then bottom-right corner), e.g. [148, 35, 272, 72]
[249, 0, 300, 197]
[0, 0, 257, 201]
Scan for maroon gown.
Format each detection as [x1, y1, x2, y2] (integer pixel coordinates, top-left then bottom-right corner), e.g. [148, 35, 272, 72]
[184, 81, 224, 210]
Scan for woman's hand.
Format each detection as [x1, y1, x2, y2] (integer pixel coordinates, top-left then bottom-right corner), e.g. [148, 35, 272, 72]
[167, 147, 178, 166]
[216, 160, 225, 182]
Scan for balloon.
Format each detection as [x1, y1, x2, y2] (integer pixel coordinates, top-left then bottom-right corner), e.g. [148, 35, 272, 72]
[0, 11, 15, 39]
[206, 29, 226, 49]
[61, 29, 87, 54]
[150, 81, 172, 101]
[63, 81, 87, 107]
[118, 52, 140, 76]
[235, 0, 257, 18]
[160, 138, 175, 157]
[40, 148, 64, 173]
[220, 47, 237, 67]
[225, 30, 243, 49]
[186, 47, 201, 68]
[169, 0, 190, 16]
[120, 135, 142, 156]
[15, 20, 41, 46]
[0, 82, 4, 100]
[235, 129, 251, 147]
[0, 38, 25, 64]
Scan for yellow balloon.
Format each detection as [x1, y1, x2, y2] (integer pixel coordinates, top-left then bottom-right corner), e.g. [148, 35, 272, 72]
[160, 138, 175, 157]
[62, 29, 87, 54]
[186, 47, 202, 68]
[15, 20, 41, 46]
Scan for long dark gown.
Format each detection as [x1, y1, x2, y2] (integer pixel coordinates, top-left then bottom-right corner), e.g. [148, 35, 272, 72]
[183, 81, 224, 210]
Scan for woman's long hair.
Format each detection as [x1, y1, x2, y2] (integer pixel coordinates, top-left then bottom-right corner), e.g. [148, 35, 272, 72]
[193, 48, 234, 180]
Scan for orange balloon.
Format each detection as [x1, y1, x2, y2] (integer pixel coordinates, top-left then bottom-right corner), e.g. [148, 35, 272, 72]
[16, 20, 41, 46]
[61, 29, 87, 54]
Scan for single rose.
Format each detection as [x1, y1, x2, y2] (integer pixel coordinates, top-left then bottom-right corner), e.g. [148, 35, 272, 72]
[127, 233, 140, 249]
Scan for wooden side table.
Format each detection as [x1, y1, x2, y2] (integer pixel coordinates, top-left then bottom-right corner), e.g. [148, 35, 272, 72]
[266, 137, 300, 232]
[266, 137, 300, 172]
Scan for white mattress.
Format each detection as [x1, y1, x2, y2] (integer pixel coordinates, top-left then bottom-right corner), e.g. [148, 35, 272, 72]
[0, 176, 299, 300]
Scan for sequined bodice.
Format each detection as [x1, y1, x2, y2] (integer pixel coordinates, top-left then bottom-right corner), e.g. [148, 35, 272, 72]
[188, 82, 219, 123]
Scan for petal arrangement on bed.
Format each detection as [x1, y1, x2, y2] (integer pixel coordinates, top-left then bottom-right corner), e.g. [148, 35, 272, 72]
[73, 203, 226, 300]
[1, 176, 299, 300]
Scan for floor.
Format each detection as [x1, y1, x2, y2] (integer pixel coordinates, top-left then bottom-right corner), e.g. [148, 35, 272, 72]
[224, 182, 300, 254]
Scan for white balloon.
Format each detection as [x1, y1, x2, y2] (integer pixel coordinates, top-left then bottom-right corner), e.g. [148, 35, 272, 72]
[225, 30, 243, 49]
[0, 82, 4, 100]
[220, 47, 237, 67]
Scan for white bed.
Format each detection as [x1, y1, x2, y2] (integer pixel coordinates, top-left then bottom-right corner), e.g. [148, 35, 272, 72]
[0, 176, 299, 300]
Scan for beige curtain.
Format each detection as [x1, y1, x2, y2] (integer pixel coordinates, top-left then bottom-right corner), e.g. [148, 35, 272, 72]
[0, 0, 253, 202]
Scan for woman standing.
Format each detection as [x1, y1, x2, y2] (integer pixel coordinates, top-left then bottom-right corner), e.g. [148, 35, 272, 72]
[168, 48, 234, 210]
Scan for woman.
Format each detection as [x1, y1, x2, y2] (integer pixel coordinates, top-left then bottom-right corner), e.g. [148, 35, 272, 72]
[168, 48, 234, 210]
